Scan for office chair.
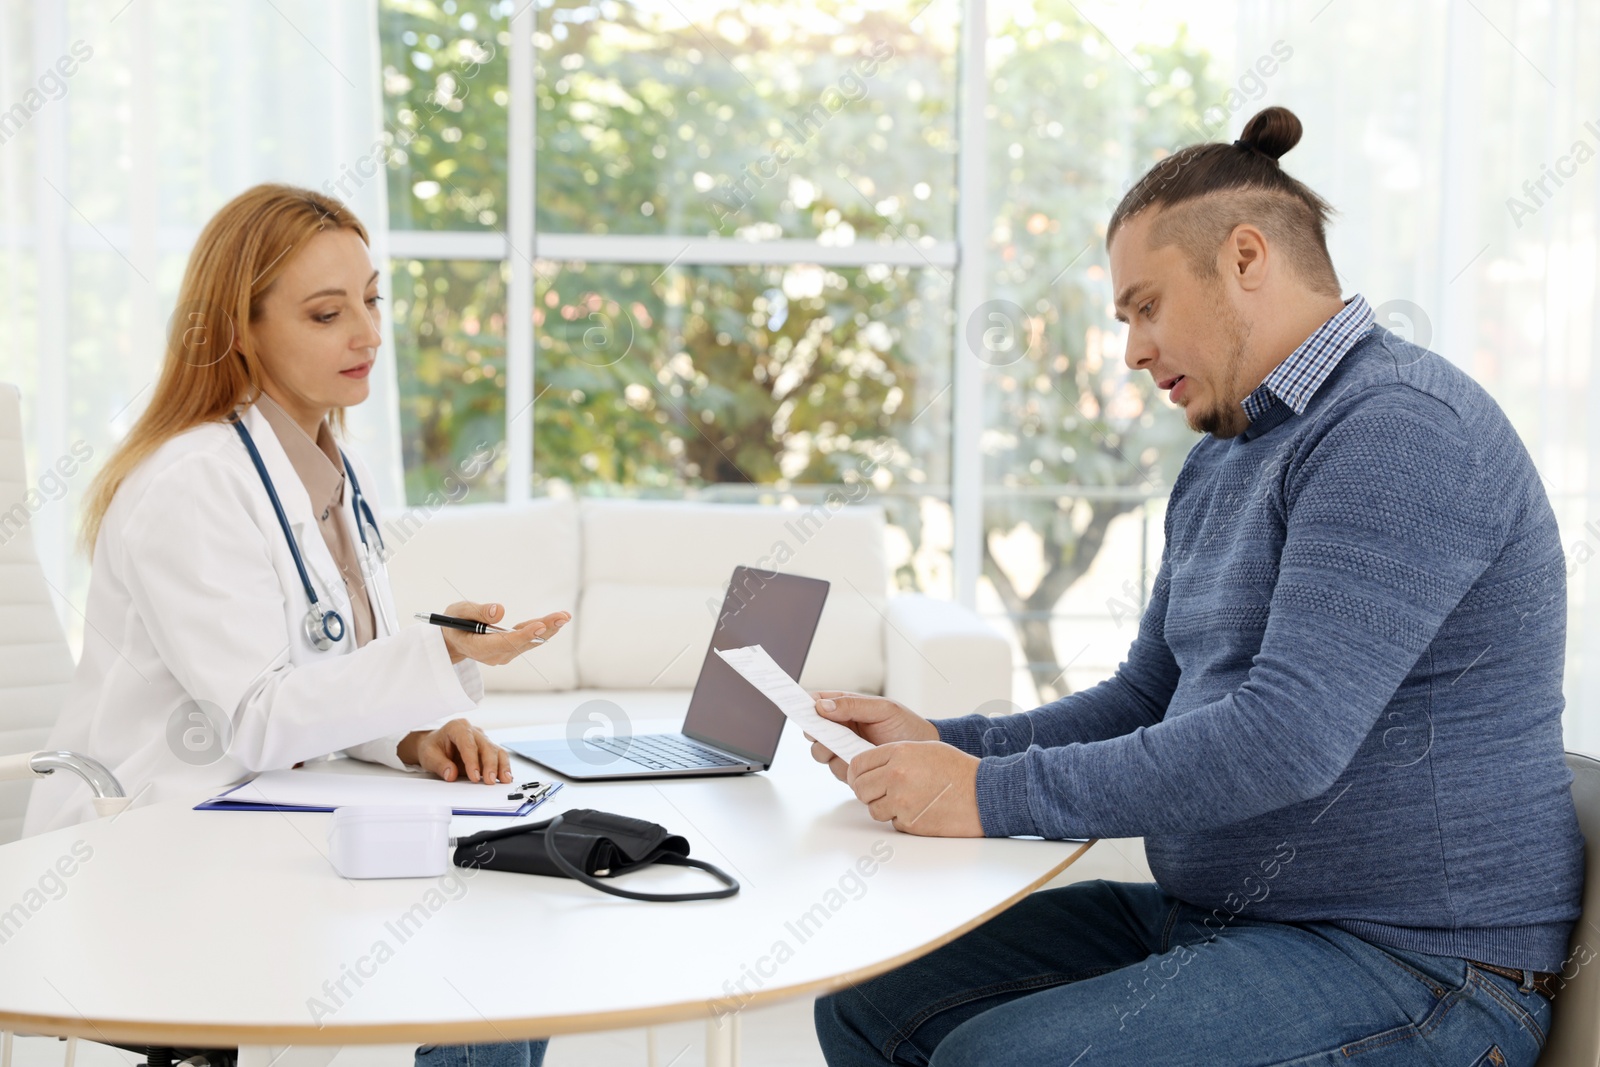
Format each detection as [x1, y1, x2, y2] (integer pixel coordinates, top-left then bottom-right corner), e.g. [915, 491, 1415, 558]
[0, 383, 79, 844]
[0, 384, 231, 1067]
[1537, 752, 1600, 1066]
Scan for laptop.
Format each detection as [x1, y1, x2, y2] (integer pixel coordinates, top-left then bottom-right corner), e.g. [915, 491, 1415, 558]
[508, 566, 830, 780]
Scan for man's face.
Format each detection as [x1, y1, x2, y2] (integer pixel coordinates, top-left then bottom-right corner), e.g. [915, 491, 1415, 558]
[1109, 210, 1253, 438]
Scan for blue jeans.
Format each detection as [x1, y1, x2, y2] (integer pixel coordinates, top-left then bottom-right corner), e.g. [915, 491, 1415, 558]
[415, 1041, 546, 1067]
[815, 880, 1551, 1066]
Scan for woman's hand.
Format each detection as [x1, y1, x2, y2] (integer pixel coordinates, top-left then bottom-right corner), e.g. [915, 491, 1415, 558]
[806, 690, 939, 782]
[397, 718, 513, 784]
[439, 601, 571, 666]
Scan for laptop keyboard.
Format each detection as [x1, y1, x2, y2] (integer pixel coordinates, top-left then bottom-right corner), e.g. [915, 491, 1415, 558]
[585, 733, 745, 770]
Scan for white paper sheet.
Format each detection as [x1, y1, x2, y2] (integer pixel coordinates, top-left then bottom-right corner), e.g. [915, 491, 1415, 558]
[205, 768, 538, 813]
[716, 644, 876, 761]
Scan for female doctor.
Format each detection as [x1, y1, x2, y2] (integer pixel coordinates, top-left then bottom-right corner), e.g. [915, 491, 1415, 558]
[24, 184, 557, 1067]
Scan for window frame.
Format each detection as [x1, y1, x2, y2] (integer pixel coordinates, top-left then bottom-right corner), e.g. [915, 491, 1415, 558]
[384, 0, 990, 608]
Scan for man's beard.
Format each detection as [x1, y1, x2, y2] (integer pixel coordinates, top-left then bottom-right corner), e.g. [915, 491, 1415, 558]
[1190, 298, 1252, 439]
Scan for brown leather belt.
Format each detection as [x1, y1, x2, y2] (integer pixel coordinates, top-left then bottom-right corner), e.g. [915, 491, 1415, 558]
[1467, 958, 1560, 1000]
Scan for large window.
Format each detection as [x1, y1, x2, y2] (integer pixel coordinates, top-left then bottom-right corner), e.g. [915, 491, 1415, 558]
[978, 7, 1217, 702]
[1, 0, 1595, 745]
[375, 0, 1600, 750]
[376, 0, 1192, 707]
[381, 0, 964, 597]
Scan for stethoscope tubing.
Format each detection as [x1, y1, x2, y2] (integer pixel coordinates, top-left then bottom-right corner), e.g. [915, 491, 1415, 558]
[230, 412, 387, 650]
[343, 457, 384, 557]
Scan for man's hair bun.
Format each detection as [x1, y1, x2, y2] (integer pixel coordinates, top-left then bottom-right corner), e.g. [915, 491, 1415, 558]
[1106, 102, 1340, 300]
[1236, 106, 1303, 162]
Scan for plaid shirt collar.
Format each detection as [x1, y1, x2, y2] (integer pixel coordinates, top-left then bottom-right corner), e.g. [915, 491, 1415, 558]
[1240, 294, 1376, 424]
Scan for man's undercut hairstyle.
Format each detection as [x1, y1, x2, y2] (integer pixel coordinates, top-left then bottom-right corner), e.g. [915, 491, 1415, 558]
[1107, 106, 1339, 296]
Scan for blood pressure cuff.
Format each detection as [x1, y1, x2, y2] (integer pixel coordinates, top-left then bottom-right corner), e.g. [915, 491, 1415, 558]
[452, 808, 739, 902]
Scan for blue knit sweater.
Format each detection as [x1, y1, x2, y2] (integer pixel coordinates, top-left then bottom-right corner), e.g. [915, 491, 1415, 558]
[936, 325, 1584, 971]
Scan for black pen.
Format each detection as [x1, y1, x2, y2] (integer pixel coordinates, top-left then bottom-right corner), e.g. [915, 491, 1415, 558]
[414, 612, 545, 643]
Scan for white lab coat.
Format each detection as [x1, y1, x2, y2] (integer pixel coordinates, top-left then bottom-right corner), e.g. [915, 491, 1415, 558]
[24, 401, 482, 835]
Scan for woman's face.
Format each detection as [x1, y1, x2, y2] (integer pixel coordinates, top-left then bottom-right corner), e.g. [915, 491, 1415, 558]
[251, 227, 382, 425]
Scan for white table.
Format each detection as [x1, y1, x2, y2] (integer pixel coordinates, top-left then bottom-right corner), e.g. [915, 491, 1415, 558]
[0, 718, 1091, 1066]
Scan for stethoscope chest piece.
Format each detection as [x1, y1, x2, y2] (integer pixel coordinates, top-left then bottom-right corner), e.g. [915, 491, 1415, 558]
[233, 413, 379, 653]
[305, 605, 346, 652]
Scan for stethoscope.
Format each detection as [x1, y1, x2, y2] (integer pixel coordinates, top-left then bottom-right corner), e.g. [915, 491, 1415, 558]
[230, 415, 388, 652]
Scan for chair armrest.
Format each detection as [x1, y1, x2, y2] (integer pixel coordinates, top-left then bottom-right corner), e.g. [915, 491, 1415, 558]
[882, 595, 1012, 719]
[0, 751, 130, 818]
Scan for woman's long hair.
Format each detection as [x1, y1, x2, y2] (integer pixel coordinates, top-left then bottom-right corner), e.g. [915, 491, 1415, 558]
[81, 183, 370, 554]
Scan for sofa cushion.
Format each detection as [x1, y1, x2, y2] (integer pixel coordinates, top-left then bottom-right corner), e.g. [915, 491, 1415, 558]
[574, 581, 724, 690]
[575, 499, 887, 692]
[470, 688, 692, 733]
[385, 498, 580, 691]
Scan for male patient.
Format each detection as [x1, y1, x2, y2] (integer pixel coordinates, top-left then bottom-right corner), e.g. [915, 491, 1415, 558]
[808, 105, 1583, 1066]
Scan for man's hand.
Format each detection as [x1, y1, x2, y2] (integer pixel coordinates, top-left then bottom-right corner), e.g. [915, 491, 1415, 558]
[440, 601, 570, 666]
[845, 741, 983, 837]
[805, 690, 938, 780]
[396, 718, 512, 784]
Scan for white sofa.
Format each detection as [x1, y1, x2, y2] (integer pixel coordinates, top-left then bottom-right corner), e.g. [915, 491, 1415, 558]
[385, 497, 1012, 733]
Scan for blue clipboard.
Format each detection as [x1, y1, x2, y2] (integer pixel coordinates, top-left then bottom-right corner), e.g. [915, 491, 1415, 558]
[195, 779, 562, 817]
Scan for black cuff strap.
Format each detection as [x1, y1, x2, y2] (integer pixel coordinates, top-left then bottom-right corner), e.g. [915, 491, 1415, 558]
[543, 813, 740, 902]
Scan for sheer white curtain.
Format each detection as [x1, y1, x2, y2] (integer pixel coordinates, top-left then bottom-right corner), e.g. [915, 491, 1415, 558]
[1224, 0, 1600, 752]
[0, 0, 401, 648]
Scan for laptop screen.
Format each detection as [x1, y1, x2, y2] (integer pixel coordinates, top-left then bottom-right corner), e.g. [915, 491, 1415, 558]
[683, 566, 830, 763]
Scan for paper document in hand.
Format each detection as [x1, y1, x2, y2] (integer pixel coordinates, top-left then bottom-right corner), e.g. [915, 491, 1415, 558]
[715, 644, 875, 761]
